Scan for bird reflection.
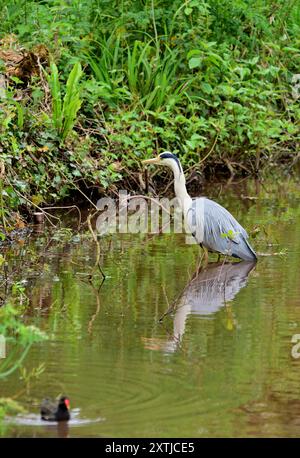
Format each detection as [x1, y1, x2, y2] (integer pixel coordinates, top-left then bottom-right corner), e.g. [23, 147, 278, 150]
[43, 421, 69, 438]
[143, 261, 256, 353]
[57, 421, 69, 438]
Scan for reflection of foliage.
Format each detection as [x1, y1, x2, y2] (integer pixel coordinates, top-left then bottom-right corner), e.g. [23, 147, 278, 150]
[0, 282, 46, 434]
[19, 364, 46, 396]
[0, 398, 25, 436]
[0, 301, 47, 379]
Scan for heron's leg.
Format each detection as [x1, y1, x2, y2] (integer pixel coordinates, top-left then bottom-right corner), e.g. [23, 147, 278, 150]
[202, 246, 209, 268]
[196, 247, 204, 275]
[195, 245, 209, 274]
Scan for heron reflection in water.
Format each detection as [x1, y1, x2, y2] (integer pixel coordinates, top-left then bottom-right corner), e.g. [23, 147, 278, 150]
[142, 261, 256, 353]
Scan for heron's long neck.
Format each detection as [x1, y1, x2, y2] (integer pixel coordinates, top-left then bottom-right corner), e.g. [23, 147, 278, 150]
[172, 166, 192, 213]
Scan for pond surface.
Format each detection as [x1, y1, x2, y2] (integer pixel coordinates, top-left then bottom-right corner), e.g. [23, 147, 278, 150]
[1, 178, 300, 437]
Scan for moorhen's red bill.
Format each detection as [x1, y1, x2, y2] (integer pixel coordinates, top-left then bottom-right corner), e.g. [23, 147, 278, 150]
[40, 396, 70, 421]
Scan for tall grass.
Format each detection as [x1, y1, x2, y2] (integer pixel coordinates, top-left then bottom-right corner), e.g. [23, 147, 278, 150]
[87, 37, 191, 111]
[87, 33, 122, 88]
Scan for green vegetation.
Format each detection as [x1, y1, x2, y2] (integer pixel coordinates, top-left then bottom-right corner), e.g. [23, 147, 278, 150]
[0, 0, 299, 221]
[0, 398, 25, 436]
[0, 297, 46, 380]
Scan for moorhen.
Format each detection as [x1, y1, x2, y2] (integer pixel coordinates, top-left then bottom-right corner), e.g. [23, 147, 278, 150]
[40, 396, 71, 422]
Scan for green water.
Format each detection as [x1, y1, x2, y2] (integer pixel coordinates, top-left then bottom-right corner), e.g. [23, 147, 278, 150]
[1, 179, 300, 437]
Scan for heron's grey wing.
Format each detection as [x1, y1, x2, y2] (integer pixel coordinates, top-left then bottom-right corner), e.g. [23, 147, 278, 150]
[193, 198, 256, 260]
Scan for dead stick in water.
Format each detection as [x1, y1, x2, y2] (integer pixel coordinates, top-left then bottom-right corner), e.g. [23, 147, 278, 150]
[257, 251, 286, 256]
[87, 213, 105, 279]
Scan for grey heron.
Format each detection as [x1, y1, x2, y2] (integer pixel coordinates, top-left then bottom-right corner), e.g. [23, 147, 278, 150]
[143, 152, 257, 262]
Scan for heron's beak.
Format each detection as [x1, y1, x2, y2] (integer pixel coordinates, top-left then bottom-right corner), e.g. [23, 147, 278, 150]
[142, 156, 161, 165]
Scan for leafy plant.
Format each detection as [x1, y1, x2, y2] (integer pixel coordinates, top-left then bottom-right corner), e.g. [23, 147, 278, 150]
[0, 284, 47, 380]
[0, 0, 299, 213]
[47, 61, 83, 142]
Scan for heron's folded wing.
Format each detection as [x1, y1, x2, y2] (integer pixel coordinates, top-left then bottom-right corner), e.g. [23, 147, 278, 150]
[202, 198, 249, 254]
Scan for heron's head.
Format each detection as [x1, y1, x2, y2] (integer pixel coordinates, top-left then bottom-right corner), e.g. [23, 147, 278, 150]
[142, 152, 183, 175]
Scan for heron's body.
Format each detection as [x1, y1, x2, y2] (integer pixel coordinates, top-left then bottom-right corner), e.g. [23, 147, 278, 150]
[143, 152, 257, 262]
[188, 197, 257, 261]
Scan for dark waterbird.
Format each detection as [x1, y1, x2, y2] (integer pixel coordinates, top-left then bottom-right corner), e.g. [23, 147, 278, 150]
[40, 396, 70, 422]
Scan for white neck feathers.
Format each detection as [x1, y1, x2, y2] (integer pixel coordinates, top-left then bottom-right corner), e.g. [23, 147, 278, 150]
[167, 159, 192, 214]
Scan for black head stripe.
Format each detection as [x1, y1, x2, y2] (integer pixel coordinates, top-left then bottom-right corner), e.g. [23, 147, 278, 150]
[159, 152, 182, 173]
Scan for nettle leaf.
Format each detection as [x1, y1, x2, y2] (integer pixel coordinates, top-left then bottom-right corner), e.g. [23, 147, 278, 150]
[248, 56, 260, 65]
[201, 82, 213, 94]
[187, 49, 201, 59]
[186, 133, 206, 150]
[189, 57, 201, 69]
[184, 7, 193, 15]
[235, 66, 251, 80]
